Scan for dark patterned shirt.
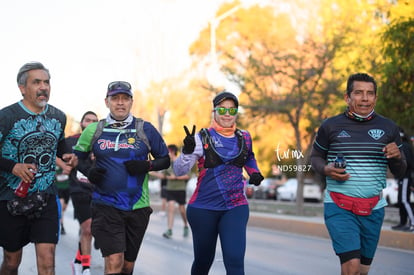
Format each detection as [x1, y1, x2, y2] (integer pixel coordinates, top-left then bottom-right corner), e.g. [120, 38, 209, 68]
[0, 101, 66, 200]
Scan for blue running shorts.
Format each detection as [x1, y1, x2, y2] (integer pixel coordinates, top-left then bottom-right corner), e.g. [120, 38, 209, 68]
[324, 202, 384, 260]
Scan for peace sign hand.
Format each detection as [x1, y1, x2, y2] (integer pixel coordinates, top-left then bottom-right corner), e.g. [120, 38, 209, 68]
[182, 125, 196, 154]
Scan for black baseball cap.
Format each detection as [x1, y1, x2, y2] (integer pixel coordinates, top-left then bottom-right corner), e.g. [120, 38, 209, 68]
[213, 91, 239, 108]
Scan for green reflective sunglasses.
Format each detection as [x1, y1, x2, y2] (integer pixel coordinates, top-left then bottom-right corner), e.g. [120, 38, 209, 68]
[214, 107, 238, 116]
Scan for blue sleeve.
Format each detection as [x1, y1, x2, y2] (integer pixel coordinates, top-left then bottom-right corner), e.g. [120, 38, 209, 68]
[242, 131, 261, 175]
[144, 122, 169, 158]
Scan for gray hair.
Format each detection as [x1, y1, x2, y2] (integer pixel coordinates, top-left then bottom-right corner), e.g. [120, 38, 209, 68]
[17, 62, 50, 86]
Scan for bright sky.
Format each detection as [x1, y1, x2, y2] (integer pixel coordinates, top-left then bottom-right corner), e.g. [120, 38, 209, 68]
[0, 0, 226, 121]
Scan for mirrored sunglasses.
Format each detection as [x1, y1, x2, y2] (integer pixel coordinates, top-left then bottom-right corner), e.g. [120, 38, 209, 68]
[214, 107, 238, 116]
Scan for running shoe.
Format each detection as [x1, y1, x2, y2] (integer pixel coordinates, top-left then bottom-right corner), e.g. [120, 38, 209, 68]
[163, 229, 172, 239]
[391, 223, 407, 230]
[183, 226, 189, 237]
[403, 225, 414, 233]
[71, 262, 82, 275]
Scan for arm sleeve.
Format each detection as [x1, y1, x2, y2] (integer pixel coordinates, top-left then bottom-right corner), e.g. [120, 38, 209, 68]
[76, 158, 92, 176]
[56, 139, 67, 158]
[310, 147, 327, 175]
[0, 158, 16, 173]
[144, 122, 167, 158]
[388, 148, 407, 179]
[140, 122, 170, 171]
[150, 155, 170, 171]
[242, 131, 261, 176]
[0, 110, 16, 172]
[173, 134, 203, 176]
[57, 113, 67, 158]
[310, 123, 329, 175]
[387, 127, 408, 179]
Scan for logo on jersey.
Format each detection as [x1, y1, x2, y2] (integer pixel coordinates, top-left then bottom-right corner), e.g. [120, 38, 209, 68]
[98, 139, 135, 150]
[368, 129, 384, 140]
[212, 136, 224, 148]
[337, 130, 351, 138]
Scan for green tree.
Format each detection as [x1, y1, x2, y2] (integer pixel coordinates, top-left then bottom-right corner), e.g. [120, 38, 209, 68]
[377, 18, 414, 134]
[190, 1, 348, 214]
[229, 34, 347, 214]
[158, 0, 410, 214]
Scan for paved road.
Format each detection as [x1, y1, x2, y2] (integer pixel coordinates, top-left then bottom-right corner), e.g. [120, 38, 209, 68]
[1, 200, 413, 274]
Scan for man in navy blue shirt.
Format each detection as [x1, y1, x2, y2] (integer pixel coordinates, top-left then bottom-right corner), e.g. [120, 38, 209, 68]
[73, 81, 170, 275]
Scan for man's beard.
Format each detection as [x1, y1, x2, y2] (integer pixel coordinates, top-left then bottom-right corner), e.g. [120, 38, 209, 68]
[36, 100, 47, 108]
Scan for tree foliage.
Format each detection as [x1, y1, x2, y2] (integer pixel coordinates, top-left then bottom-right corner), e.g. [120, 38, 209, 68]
[377, 18, 414, 134]
[184, 0, 413, 213]
[128, 0, 413, 214]
[188, 1, 350, 213]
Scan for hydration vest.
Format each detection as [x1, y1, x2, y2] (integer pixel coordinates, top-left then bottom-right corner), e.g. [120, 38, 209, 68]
[200, 128, 249, 168]
[91, 118, 151, 151]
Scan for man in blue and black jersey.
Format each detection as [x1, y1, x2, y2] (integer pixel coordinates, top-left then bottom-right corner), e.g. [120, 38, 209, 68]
[73, 81, 170, 275]
[311, 73, 407, 275]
